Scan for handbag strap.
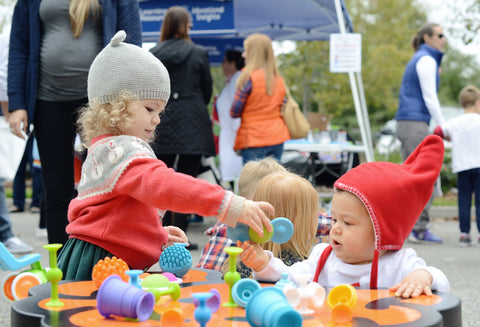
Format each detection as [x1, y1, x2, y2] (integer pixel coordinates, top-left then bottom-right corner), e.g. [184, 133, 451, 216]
[282, 78, 292, 98]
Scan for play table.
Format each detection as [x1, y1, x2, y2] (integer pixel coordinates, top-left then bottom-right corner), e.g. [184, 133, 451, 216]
[11, 269, 461, 327]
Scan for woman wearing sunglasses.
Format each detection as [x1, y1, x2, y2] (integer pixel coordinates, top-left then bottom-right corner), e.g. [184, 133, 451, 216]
[394, 23, 447, 244]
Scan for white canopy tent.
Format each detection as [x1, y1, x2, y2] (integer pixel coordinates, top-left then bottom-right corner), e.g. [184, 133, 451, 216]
[138, 0, 374, 161]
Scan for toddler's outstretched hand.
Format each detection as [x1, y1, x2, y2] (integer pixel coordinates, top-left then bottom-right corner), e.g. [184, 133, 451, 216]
[237, 200, 274, 237]
[237, 240, 269, 272]
[165, 226, 189, 247]
[389, 269, 433, 298]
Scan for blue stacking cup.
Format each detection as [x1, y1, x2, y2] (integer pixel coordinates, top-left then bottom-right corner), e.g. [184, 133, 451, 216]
[246, 287, 302, 327]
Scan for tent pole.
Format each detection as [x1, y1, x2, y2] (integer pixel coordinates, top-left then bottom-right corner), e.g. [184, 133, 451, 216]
[333, 0, 374, 162]
[355, 72, 374, 160]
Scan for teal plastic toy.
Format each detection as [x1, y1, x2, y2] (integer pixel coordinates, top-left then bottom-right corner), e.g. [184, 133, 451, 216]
[1, 242, 63, 302]
[232, 278, 261, 307]
[227, 217, 294, 244]
[159, 243, 192, 277]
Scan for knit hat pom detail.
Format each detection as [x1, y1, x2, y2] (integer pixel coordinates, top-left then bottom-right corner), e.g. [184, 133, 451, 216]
[88, 31, 171, 104]
[110, 30, 126, 47]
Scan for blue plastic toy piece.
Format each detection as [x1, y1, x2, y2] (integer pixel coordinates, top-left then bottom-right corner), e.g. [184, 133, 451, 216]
[0, 242, 41, 271]
[193, 288, 221, 313]
[192, 292, 213, 327]
[271, 218, 294, 244]
[246, 287, 303, 327]
[232, 278, 262, 307]
[159, 243, 192, 277]
[275, 272, 295, 290]
[126, 269, 143, 289]
[227, 218, 294, 246]
[226, 223, 250, 243]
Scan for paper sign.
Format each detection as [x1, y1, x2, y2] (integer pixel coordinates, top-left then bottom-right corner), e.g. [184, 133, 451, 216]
[329, 33, 362, 73]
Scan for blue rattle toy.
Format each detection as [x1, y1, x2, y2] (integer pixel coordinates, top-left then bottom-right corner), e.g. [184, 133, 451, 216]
[227, 217, 294, 244]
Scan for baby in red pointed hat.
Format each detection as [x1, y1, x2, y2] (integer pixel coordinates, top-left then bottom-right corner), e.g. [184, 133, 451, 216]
[238, 135, 450, 298]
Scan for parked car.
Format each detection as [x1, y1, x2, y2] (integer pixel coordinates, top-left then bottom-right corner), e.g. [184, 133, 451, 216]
[375, 107, 464, 155]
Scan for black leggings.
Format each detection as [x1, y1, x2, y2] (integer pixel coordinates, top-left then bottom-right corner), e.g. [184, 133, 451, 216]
[34, 99, 85, 244]
[155, 154, 202, 233]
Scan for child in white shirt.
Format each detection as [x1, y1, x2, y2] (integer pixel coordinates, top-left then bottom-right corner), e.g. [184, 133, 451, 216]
[238, 135, 450, 298]
[434, 85, 480, 246]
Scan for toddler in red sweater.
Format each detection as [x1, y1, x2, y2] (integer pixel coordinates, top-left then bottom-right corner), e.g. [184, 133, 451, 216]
[57, 31, 273, 280]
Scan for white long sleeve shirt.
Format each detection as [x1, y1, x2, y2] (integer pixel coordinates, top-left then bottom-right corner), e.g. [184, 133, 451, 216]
[253, 243, 450, 292]
[416, 56, 445, 126]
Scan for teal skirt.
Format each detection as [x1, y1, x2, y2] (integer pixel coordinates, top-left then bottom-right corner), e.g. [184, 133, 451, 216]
[57, 238, 115, 280]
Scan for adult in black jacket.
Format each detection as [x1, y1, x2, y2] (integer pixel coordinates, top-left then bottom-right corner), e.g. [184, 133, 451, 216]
[150, 6, 215, 243]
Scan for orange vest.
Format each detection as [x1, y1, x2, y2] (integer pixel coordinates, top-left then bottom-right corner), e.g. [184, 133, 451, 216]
[234, 69, 290, 151]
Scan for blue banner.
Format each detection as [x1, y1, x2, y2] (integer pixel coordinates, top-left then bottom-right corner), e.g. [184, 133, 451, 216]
[139, 0, 235, 42]
[191, 37, 243, 66]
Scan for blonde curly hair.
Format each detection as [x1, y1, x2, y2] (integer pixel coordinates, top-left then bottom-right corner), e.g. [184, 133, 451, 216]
[77, 92, 138, 148]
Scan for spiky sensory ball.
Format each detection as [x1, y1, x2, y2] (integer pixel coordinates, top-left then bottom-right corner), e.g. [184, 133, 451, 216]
[92, 256, 129, 289]
[159, 243, 192, 277]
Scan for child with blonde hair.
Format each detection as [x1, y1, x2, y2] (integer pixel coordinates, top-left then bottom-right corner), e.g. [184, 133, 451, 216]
[196, 157, 286, 272]
[224, 170, 319, 278]
[253, 171, 318, 263]
[57, 31, 273, 280]
[434, 85, 480, 246]
[239, 136, 449, 298]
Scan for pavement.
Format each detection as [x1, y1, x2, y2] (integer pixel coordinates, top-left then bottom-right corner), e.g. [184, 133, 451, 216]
[0, 200, 479, 327]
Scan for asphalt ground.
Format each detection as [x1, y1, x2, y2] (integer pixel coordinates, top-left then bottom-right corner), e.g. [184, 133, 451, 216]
[0, 200, 478, 327]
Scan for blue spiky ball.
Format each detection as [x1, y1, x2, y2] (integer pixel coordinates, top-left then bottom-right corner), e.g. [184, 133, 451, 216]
[159, 243, 192, 277]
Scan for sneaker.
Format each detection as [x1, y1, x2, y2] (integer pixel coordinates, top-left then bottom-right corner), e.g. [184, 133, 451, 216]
[408, 230, 422, 243]
[421, 230, 443, 243]
[35, 227, 48, 238]
[2, 237, 33, 254]
[9, 206, 24, 213]
[408, 230, 443, 243]
[459, 234, 471, 247]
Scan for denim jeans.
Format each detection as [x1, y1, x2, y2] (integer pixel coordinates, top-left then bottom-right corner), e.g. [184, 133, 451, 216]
[457, 168, 480, 234]
[241, 143, 284, 165]
[0, 179, 15, 242]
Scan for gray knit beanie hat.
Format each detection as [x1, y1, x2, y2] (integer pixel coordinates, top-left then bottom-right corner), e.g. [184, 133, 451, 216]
[88, 30, 170, 104]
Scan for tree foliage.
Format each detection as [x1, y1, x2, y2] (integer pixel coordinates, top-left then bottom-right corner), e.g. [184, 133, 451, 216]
[277, 0, 480, 138]
[446, 0, 480, 45]
[278, 0, 430, 135]
[438, 47, 480, 106]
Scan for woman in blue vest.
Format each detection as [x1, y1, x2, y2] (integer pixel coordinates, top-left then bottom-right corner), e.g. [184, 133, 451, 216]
[395, 23, 447, 243]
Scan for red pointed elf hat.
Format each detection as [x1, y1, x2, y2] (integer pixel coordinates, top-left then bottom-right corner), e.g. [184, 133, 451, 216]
[334, 135, 444, 251]
[333, 135, 444, 288]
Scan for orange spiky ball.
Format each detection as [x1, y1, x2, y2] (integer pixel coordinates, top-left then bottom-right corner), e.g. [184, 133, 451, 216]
[92, 256, 129, 289]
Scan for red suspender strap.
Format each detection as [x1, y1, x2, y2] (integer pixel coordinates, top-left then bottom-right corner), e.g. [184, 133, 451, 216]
[370, 249, 379, 289]
[313, 245, 332, 282]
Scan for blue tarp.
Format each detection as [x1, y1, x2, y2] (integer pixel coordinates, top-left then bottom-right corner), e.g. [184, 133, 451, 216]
[138, 0, 353, 65]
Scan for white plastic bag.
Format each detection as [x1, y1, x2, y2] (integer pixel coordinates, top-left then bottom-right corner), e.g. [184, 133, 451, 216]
[0, 117, 27, 181]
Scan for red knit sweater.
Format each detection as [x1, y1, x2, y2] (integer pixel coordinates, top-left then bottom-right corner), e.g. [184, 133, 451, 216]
[67, 135, 243, 270]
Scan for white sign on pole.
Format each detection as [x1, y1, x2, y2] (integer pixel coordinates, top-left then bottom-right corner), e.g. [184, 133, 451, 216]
[329, 33, 362, 73]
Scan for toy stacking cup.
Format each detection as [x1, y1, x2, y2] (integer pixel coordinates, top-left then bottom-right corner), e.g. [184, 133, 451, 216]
[97, 274, 155, 322]
[246, 287, 302, 327]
